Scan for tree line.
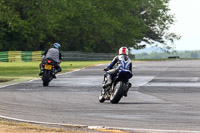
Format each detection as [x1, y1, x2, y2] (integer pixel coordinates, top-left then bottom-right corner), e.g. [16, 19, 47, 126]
[0, 0, 180, 53]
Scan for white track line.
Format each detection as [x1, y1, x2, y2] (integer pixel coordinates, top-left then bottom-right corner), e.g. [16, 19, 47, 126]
[0, 115, 87, 127]
[1, 115, 199, 133]
[0, 115, 199, 133]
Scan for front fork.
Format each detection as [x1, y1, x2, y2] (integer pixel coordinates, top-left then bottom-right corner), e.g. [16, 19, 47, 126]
[102, 75, 112, 100]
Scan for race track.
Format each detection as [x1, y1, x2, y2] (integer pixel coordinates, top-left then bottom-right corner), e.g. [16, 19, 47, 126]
[1, 60, 200, 132]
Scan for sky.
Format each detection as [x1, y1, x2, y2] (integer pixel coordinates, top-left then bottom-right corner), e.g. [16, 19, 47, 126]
[169, 0, 200, 50]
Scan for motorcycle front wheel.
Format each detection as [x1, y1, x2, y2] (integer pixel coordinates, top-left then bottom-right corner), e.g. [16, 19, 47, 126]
[99, 89, 106, 103]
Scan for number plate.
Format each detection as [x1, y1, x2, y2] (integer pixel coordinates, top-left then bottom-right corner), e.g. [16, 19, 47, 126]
[44, 64, 52, 70]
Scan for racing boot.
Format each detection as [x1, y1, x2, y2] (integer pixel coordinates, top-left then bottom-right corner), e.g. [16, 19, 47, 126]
[39, 67, 44, 76]
[52, 68, 57, 79]
[104, 75, 112, 87]
[52, 74, 56, 79]
[39, 70, 43, 76]
[56, 67, 62, 74]
[124, 83, 132, 97]
[39, 63, 44, 76]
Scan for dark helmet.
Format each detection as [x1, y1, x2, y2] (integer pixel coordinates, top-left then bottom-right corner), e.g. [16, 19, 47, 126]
[53, 43, 61, 50]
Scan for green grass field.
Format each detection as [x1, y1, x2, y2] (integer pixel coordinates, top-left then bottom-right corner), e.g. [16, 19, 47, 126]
[0, 61, 109, 84]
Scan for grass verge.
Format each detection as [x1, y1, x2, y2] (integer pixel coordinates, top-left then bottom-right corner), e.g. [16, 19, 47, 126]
[0, 120, 90, 133]
[0, 119, 128, 133]
[0, 61, 109, 86]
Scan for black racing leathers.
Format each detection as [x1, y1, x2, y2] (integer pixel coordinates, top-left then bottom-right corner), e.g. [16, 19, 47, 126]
[40, 48, 62, 74]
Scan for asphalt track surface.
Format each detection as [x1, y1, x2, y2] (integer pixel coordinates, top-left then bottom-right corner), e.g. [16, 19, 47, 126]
[1, 60, 200, 132]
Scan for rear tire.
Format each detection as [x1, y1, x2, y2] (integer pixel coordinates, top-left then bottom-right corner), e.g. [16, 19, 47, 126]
[110, 81, 124, 104]
[42, 70, 50, 86]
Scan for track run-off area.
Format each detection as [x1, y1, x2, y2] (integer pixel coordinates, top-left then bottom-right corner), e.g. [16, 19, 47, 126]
[0, 60, 200, 132]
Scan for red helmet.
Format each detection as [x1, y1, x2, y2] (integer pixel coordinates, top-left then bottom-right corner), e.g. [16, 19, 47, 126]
[119, 47, 128, 55]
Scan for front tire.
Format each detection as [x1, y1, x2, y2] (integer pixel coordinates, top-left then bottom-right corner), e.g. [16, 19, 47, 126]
[99, 89, 106, 103]
[110, 81, 124, 104]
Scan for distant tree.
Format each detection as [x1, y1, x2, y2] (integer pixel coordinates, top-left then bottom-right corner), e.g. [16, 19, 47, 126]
[0, 0, 180, 52]
[132, 0, 181, 50]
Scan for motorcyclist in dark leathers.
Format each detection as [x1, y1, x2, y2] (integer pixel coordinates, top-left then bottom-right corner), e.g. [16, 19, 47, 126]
[39, 43, 62, 78]
[103, 47, 133, 96]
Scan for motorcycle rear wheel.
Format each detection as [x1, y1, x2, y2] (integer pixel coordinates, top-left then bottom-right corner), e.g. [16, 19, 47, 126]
[42, 70, 50, 86]
[110, 81, 124, 104]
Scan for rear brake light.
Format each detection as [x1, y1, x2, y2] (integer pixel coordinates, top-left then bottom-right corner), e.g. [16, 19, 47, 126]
[47, 60, 52, 63]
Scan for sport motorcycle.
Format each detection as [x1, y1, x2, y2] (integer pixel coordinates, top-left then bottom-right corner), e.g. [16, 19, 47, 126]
[99, 70, 132, 104]
[41, 59, 56, 86]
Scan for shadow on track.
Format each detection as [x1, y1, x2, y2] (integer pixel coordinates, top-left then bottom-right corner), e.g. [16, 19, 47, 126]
[117, 102, 171, 105]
